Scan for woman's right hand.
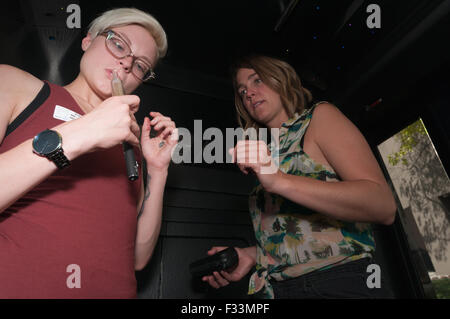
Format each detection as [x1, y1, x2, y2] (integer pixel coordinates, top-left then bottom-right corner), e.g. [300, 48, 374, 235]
[202, 246, 256, 289]
[57, 95, 141, 159]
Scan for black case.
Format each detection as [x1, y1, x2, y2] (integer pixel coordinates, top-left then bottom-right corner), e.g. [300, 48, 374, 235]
[189, 247, 239, 277]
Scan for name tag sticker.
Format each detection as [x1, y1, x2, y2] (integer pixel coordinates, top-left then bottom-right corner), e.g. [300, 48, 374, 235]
[53, 105, 81, 122]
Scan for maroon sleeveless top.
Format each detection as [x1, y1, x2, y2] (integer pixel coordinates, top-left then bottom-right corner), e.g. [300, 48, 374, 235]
[0, 81, 141, 298]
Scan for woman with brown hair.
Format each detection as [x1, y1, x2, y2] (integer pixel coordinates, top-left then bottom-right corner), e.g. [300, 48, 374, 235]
[203, 55, 396, 299]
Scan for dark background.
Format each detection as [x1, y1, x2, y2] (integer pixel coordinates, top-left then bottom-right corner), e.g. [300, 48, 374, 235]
[1, 0, 449, 298]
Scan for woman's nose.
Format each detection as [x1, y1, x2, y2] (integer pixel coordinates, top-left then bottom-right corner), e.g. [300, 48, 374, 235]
[119, 56, 134, 71]
[246, 88, 256, 99]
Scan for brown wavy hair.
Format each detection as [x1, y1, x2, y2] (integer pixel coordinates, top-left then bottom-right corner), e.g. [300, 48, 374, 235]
[231, 55, 313, 130]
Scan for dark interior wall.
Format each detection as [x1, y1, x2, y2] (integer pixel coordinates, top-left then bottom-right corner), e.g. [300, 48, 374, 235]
[136, 164, 257, 299]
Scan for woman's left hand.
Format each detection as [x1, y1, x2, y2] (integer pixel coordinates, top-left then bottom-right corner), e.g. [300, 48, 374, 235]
[229, 140, 284, 192]
[140, 112, 178, 174]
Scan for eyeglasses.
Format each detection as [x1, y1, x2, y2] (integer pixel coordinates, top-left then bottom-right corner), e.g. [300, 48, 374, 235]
[99, 30, 156, 82]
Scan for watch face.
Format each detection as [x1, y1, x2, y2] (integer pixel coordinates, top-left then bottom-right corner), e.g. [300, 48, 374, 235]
[32, 130, 61, 156]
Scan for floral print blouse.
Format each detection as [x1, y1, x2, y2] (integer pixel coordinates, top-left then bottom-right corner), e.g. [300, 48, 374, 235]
[248, 102, 375, 299]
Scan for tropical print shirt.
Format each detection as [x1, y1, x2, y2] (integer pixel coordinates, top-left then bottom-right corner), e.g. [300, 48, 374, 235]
[248, 102, 376, 299]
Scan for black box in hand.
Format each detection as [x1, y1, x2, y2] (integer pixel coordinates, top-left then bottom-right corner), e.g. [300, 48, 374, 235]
[189, 247, 239, 277]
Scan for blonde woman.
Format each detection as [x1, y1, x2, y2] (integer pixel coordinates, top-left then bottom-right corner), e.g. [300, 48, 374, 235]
[203, 55, 396, 299]
[0, 8, 177, 298]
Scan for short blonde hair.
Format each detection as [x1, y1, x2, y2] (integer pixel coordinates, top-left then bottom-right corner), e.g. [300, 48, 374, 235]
[231, 55, 313, 130]
[88, 8, 168, 61]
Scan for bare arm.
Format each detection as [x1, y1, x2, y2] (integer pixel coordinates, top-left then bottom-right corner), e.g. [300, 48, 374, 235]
[270, 104, 396, 224]
[0, 65, 62, 213]
[234, 103, 397, 225]
[134, 169, 167, 270]
[271, 103, 396, 225]
[134, 112, 177, 270]
[273, 173, 396, 224]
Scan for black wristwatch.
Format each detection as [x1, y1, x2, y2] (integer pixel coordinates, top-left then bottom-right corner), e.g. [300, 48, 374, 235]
[32, 129, 71, 169]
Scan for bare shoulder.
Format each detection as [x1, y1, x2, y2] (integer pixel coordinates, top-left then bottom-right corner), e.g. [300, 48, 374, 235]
[0, 65, 44, 140]
[301, 102, 355, 170]
[308, 102, 354, 137]
[0, 65, 44, 118]
[308, 102, 386, 183]
[0, 64, 44, 99]
[311, 102, 344, 122]
[308, 101, 365, 149]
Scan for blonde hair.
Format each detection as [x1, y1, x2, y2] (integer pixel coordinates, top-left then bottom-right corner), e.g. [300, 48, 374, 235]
[231, 55, 313, 130]
[88, 8, 168, 61]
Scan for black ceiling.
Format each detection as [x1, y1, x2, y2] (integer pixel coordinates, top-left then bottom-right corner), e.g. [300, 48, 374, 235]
[1, 0, 449, 146]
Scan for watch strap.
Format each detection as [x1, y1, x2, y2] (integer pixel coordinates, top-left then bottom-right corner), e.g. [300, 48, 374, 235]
[47, 148, 71, 169]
